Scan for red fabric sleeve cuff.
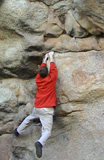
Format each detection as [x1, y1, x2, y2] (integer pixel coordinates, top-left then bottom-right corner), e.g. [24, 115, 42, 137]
[40, 63, 47, 67]
[50, 62, 55, 65]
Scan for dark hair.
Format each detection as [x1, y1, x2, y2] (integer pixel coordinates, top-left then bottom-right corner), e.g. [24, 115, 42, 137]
[39, 67, 48, 78]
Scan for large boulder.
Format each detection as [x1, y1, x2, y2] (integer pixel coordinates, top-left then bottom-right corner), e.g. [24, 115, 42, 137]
[0, 29, 43, 79]
[0, 0, 104, 160]
[73, 0, 104, 35]
[0, 0, 49, 35]
[44, 11, 64, 37]
[55, 51, 104, 104]
[45, 34, 104, 52]
[50, 0, 72, 16]
[0, 79, 36, 135]
[65, 10, 89, 37]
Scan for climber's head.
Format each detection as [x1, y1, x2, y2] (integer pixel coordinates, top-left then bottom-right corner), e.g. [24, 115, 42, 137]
[39, 66, 48, 78]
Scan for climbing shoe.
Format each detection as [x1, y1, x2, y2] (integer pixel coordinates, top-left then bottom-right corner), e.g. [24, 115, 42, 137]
[13, 128, 20, 137]
[35, 141, 43, 158]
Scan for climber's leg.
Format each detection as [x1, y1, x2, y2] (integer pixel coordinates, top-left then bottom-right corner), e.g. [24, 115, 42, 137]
[38, 107, 54, 146]
[17, 108, 38, 134]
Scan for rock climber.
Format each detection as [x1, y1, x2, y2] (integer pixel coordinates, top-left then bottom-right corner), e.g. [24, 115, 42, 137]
[13, 51, 58, 158]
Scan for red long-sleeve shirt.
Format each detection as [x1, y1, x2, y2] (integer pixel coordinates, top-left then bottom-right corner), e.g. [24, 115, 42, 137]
[34, 62, 58, 108]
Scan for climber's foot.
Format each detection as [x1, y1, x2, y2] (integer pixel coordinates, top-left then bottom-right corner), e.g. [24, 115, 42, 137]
[13, 128, 20, 137]
[35, 141, 43, 158]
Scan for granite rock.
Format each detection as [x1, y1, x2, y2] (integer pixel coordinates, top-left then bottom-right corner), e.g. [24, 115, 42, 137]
[0, 0, 104, 160]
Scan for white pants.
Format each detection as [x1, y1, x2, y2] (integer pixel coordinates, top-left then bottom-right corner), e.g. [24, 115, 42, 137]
[17, 107, 54, 146]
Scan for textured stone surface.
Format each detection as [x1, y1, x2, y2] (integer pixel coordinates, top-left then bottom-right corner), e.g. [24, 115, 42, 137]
[73, 0, 104, 34]
[45, 35, 104, 52]
[0, 0, 49, 35]
[0, 79, 36, 135]
[50, 0, 72, 16]
[65, 10, 89, 37]
[44, 11, 64, 37]
[0, 0, 104, 160]
[0, 135, 13, 160]
[38, 0, 60, 6]
[10, 99, 104, 160]
[0, 29, 43, 79]
[55, 51, 104, 103]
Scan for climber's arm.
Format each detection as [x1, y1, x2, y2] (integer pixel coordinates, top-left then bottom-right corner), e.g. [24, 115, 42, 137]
[40, 53, 48, 67]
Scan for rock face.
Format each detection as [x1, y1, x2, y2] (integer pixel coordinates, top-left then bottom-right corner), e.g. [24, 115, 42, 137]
[0, 0, 104, 160]
[73, 0, 104, 35]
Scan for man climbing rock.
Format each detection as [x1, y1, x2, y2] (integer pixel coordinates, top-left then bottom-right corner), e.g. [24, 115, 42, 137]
[13, 51, 58, 158]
